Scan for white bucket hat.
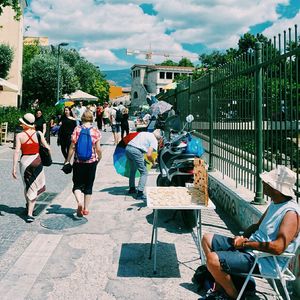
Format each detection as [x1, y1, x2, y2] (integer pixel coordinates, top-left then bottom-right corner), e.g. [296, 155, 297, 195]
[19, 113, 35, 128]
[260, 165, 297, 197]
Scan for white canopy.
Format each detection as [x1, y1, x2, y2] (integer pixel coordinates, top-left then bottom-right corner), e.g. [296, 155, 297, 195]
[64, 90, 98, 101]
[0, 78, 18, 92]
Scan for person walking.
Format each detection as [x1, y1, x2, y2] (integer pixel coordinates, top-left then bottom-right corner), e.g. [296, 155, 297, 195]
[12, 113, 50, 223]
[96, 104, 104, 130]
[201, 165, 300, 300]
[65, 110, 102, 217]
[125, 129, 161, 200]
[121, 107, 129, 139]
[110, 102, 121, 145]
[102, 102, 110, 132]
[34, 109, 46, 135]
[58, 106, 77, 162]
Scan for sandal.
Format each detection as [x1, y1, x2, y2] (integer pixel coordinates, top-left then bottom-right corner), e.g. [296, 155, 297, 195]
[77, 204, 83, 217]
[82, 210, 89, 215]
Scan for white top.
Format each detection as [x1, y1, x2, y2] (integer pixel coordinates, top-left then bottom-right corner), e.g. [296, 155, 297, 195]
[78, 106, 86, 119]
[128, 132, 158, 153]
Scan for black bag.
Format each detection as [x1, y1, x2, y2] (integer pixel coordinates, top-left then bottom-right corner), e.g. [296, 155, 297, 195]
[37, 132, 52, 166]
[192, 264, 215, 292]
[114, 108, 123, 122]
[61, 163, 72, 174]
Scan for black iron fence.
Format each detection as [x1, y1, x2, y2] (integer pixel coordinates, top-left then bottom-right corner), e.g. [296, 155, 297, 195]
[157, 25, 299, 203]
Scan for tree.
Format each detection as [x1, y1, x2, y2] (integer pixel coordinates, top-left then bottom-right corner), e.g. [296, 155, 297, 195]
[238, 33, 268, 53]
[178, 57, 194, 67]
[0, 0, 21, 20]
[159, 59, 178, 66]
[199, 50, 228, 69]
[22, 54, 79, 106]
[23, 42, 41, 65]
[0, 44, 14, 79]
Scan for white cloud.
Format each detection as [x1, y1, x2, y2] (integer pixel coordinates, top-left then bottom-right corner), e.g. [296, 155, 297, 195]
[24, 0, 296, 69]
[79, 48, 128, 67]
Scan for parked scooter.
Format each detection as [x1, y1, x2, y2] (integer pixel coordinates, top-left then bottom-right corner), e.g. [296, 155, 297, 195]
[156, 114, 204, 229]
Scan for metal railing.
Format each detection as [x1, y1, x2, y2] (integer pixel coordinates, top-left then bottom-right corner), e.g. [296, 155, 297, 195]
[157, 25, 299, 203]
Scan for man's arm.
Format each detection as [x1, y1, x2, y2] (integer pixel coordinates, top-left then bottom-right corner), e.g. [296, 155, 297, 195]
[236, 210, 300, 255]
[146, 147, 155, 164]
[95, 140, 102, 160]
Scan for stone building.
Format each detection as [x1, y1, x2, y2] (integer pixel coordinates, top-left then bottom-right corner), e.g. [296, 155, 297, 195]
[130, 64, 194, 109]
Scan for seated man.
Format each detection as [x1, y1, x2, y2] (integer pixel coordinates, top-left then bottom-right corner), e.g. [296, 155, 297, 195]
[201, 165, 300, 300]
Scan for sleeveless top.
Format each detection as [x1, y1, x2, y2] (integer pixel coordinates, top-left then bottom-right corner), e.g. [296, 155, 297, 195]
[249, 200, 300, 276]
[21, 131, 39, 155]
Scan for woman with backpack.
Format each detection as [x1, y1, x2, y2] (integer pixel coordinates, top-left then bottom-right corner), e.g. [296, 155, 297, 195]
[64, 110, 102, 217]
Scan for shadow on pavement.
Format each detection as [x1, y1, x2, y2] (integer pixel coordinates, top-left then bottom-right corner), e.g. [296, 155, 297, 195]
[145, 210, 195, 234]
[117, 242, 180, 278]
[0, 204, 27, 221]
[100, 185, 128, 196]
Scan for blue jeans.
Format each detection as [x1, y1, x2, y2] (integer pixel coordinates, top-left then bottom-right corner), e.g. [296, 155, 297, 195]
[125, 145, 147, 193]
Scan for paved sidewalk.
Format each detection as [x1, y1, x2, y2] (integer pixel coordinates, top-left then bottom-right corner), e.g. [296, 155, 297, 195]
[0, 132, 282, 299]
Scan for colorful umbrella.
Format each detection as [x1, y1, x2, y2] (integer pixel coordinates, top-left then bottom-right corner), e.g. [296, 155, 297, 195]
[113, 133, 157, 178]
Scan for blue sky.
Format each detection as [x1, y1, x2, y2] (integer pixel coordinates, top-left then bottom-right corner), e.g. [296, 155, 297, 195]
[24, 0, 300, 71]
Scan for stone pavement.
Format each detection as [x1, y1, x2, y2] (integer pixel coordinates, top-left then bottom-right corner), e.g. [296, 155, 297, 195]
[0, 131, 285, 299]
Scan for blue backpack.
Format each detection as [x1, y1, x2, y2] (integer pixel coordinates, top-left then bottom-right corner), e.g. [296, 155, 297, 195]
[76, 127, 93, 161]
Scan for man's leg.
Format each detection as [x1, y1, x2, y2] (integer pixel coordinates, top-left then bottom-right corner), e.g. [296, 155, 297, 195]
[126, 148, 137, 190]
[202, 233, 238, 299]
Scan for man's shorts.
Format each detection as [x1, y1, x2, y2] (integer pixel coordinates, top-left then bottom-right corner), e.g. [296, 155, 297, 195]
[111, 123, 120, 133]
[211, 234, 256, 274]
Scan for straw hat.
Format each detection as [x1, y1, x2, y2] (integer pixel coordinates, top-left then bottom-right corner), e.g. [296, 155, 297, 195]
[19, 113, 35, 128]
[260, 165, 296, 198]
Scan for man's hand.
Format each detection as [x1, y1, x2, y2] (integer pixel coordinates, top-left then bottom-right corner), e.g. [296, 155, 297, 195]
[233, 235, 248, 249]
[12, 169, 17, 179]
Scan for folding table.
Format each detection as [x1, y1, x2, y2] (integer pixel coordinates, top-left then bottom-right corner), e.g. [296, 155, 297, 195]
[146, 186, 215, 274]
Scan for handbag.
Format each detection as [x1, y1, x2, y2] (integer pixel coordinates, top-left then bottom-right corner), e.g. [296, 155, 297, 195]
[61, 162, 72, 174]
[37, 132, 52, 166]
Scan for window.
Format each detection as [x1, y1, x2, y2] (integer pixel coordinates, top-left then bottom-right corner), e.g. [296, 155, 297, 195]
[159, 72, 165, 79]
[133, 91, 138, 99]
[166, 72, 173, 79]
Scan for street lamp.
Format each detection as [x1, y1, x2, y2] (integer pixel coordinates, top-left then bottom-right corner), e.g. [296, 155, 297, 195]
[56, 42, 69, 103]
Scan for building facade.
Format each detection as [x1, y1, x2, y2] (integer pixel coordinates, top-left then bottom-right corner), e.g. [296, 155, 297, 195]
[0, 1, 27, 107]
[130, 64, 194, 108]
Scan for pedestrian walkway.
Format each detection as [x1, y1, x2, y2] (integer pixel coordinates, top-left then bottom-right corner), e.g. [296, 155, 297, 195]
[0, 132, 286, 299]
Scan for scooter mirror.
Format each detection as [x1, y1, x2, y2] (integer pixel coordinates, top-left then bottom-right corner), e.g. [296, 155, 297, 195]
[186, 114, 194, 123]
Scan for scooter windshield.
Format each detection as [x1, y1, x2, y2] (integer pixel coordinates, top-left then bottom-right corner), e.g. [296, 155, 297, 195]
[164, 115, 182, 133]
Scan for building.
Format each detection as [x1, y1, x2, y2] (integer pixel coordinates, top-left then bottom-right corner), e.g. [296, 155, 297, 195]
[0, 0, 27, 107]
[109, 83, 131, 106]
[23, 36, 49, 46]
[130, 64, 194, 108]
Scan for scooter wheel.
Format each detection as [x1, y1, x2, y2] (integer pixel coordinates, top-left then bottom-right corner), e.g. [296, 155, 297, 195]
[181, 210, 197, 229]
[156, 174, 169, 186]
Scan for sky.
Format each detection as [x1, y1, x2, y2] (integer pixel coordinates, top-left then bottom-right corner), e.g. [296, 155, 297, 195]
[24, 0, 300, 71]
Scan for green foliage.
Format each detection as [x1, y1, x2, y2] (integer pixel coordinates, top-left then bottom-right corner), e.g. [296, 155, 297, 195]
[0, 44, 14, 79]
[159, 59, 178, 66]
[22, 54, 79, 107]
[0, 106, 23, 131]
[0, 0, 21, 20]
[192, 67, 207, 80]
[178, 57, 194, 67]
[23, 42, 41, 65]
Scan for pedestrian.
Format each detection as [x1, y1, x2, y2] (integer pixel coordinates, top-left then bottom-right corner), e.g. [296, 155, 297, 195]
[12, 113, 50, 223]
[121, 107, 129, 139]
[49, 114, 61, 136]
[65, 110, 102, 217]
[34, 109, 46, 135]
[96, 104, 104, 130]
[102, 102, 110, 132]
[125, 129, 162, 200]
[110, 102, 121, 144]
[201, 165, 300, 300]
[58, 106, 77, 163]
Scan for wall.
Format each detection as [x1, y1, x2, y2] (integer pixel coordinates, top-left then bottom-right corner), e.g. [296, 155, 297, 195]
[0, 5, 25, 107]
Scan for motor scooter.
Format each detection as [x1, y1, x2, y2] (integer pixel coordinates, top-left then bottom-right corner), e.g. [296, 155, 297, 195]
[156, 115, 204, 229]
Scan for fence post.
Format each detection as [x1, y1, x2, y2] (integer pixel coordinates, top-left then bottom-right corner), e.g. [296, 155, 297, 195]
[188, 76, 192, 115]
[253, 42, 265, 204]
[208, 70, 214, 171]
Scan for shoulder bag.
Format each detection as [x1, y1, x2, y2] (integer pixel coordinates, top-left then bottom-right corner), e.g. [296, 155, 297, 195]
[37, 132, 52, 166]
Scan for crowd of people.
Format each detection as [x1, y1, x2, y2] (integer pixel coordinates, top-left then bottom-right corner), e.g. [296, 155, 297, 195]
[12, 100, 132, 223]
